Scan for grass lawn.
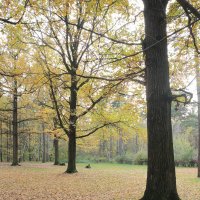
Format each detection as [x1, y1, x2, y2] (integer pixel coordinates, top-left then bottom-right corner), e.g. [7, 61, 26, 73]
[0, 162, 199, 200]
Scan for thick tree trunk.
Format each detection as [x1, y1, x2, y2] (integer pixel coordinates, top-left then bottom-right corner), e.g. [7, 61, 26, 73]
[66, 134, 77, 173]
[141, 1, 180, 199]
[196, 65, 200, 177]
[66, 73, 78, 173]
[12, 79, 19, 166]
[54, 138, 59, 165]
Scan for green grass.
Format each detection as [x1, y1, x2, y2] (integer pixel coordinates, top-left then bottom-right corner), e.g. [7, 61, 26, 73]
[190, 177, 200, 183]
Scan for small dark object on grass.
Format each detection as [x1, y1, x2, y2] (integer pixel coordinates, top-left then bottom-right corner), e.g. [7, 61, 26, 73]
[59, 162, 66, 166]
[85, 164, 91, 168]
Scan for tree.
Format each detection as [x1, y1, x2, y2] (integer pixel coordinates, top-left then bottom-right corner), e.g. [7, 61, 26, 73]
[140, 0, 200, 198]
[196, 58, 200, 177]
[12, 71, 19, 166]
[53, 136, 59, 165]
[141, 0, 180, 199]
[176, 0, 200, 178]
[24, 0, 143, 173]
[0, 28, 41, 165]
[0, 0, 29, 25]
[0, 120, 2, 162]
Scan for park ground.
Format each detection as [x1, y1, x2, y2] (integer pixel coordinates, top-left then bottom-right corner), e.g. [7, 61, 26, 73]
[0, 163, 200, 200]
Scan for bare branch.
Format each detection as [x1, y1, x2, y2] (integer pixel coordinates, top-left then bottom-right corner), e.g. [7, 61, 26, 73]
[177, 0, 200, 19]
[0, 0, 30, 25]
[171, 89, 193, 105]
[76, 121, 120, 139]
[17, 117, 40, 124]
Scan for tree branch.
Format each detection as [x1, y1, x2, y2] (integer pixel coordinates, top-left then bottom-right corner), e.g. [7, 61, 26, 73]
[76, 121, 120, 139]
[177, 0, 200, 19]
[17, 117, 40, 124]
[170, 89, 193, 105]
[0, 0, 30, 25]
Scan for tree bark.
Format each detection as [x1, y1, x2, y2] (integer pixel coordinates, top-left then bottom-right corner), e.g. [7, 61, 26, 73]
[66, 73, 78, 173]
[12, 79, 19, 166]
[196, 63, 200, 177]
[132, 134, 139, 154]
[66, 134, 77, 173]
[99, 140, 102, 156]
[0, 120, 3, 162]
[38, 133, 42, 161]
[54, 138, 59, 165]
[7, 119, 11, 162]
[141, 0, 180, 199]
[46, 134, 49, 162]
[28, 133, 32, 161]
[109, 136, 113, 161]
[7, 120, 9, 162]
[118, 130, 124, 156]
[42, 124, 46, 163]
[52, 117, 60, 165]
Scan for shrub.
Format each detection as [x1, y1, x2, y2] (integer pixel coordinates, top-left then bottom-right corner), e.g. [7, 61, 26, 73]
[115, 154, 133, 164]
[174, 137, 194, 162]
[133, 150, 147, 165]
[96, 157, 109, 163]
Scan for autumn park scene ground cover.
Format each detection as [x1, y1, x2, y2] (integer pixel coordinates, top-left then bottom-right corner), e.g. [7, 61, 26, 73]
[1, 0, 200, 200]
[0, 162, 199, 200]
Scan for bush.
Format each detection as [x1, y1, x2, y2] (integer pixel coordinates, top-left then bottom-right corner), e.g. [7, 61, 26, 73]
[95, 157, 109, 163]
[133, 150, 147, 165]
[59, 160, 67, 164]
[174, 137, 194, 162]
[59, 162, 66, 166]
[175, 159, 198, 167]
[115, 154, 133, 164]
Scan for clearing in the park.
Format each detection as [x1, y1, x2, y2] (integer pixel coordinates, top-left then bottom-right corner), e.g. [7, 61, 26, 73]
[0, 163, 199, 200]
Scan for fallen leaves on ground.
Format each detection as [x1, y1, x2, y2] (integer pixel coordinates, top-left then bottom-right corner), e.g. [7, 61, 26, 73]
[0, 163, 199, 200]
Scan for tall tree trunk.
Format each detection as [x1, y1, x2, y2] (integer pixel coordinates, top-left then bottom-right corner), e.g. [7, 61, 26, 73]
[46, 134, 49, 162]
[141, 1, 180, 199]
[119, 141, 123, 156]
[54, 138, 59, 165]
[102, 140, 106, 157]
[38, 133, 42, 161]
[28, 133, 31, 161]
[196, 63, 200, 178]
[67, 134, 77, 172]
[7, 119, 11, 162]
[109, 136, 113, 161]
[9, 120, 12, 161]
[99, 140, 102, 156]
[132, 135, 139, 154]
[53, 118, 59, 165]
[0, 120, 3, 162]
[66, 73, 78, 173]
[118, 130, 124, 156]
[42, 124, 46, 163]
[7, 120, 9, 162]
[12, 79, 19, 166]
